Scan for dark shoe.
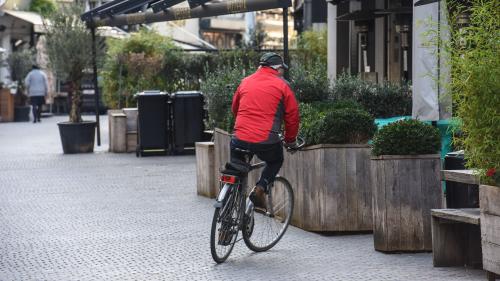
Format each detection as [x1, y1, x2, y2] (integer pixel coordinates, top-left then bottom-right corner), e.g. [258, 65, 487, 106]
[33, 120, 36, 123]
[249, 185, 267, 211]
[37, 118, 41, 122]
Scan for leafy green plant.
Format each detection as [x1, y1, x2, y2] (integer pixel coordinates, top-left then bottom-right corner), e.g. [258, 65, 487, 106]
[7, 49, 36, 82]
[200, 62, 248, 132]
[372, 119, 441, 156]
[315, 108, 376, 144]
[7, 49, 36, 106]
[300, 100, 375, 145]
[101, 29, 180, 108]
[44, 3, 104, 122]
[293, 29, 327, 66]
[29, 0, 56, 17]
[290, 59, 330, 103]
[331, 73, 412, 118]
[443, 0, 500, 185]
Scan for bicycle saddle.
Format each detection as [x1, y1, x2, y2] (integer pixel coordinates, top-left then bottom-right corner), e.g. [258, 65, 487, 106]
[221, 160, 250, 176]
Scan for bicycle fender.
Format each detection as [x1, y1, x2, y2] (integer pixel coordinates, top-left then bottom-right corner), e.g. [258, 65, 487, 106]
[214, 183, 232, 208]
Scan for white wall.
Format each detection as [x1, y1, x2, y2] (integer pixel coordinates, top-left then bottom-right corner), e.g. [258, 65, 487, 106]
[327, 4, 336, 83]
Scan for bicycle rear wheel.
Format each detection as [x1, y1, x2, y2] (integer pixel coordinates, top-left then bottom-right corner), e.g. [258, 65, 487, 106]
[242, 176, 294, 252]
[210, 184, 242, 263]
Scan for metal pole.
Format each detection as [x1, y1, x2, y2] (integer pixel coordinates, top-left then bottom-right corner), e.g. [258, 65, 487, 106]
[283, 7, 289, 80]
[91, 26, 101, 146]
[88, 0, 292, 27]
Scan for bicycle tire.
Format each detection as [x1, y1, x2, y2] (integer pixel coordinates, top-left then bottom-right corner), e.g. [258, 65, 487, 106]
[210, 184, 242, 263]
[242, 176, 294, 252]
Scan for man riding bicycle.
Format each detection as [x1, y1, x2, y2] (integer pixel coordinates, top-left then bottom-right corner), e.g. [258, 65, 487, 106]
[230, 52, 300, 211]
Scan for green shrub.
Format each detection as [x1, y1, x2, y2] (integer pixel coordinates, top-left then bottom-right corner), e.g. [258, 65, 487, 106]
[7, 49, 36, 82]
[293, 29, 327, 66]
[290, 59, 330, 103]
[315, 108, 376, 144]
[331, 74, 412, 118]
[101, 29, 180, 108]
[372, 119, 441, 156]
[200, 62, 248, 132]
[300, 100, 374, 145]
[29, 0, 56, 17]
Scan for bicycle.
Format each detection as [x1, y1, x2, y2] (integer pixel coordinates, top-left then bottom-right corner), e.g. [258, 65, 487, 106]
[210, 135, 305, 263]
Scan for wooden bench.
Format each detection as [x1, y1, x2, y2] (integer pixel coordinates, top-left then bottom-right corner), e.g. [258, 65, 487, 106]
[432, 208, 482, 268]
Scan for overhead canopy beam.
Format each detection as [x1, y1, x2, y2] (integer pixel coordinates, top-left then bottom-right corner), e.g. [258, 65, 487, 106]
[85, 0, 292, 27]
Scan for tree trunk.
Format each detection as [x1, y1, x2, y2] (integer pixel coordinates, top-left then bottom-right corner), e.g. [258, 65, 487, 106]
[69, 81, 82, 123]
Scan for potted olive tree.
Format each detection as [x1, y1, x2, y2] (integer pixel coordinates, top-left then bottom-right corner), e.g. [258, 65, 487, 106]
[44, 3, 103, 153]
[7, 49, 35, 122]
[371, 119, 442, 252]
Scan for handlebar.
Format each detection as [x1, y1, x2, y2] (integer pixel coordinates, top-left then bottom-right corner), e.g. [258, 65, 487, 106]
[273, 131, 306, 153]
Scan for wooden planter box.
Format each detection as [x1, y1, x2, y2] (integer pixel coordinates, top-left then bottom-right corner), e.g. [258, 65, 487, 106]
[480, 184, 500, 278]
[109, 111, 127, 152]
[123, 108, 138, 153]
[196, 142, 217, 198]
[279, 144, 373, 232]
[371, 155, 443, 252]
[213, 129, 373, 232]
[214, 128, 232, 183]
[108, 108, 138, 153]
[0, 89, 15, 122]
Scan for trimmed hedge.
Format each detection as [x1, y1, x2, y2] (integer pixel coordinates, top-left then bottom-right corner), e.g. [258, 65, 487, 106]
[290, 59, 330, 103]
[372, 119, 441, 156]
[331, 74, 412, 118]
[300, 100, 376, 145]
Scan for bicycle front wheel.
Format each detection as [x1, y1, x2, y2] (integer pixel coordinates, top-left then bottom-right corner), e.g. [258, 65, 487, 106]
[242, 176, 294, 252]
[210, 184, 242, 263]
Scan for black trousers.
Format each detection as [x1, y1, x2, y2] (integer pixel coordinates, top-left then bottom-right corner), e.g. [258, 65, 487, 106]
[30, 96, 44, 121]
[230, 138, 284, 191]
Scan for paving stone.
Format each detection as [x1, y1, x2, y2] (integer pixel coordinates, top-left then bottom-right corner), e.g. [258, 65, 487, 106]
[0, 115, 485, 280]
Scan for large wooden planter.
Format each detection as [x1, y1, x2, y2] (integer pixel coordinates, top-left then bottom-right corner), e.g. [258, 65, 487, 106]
[279, 144, 373, 232]
[0, 89, 15, 122]
[108, 108, 138, 153]
[371, 155, 443, 252]
[214, 128, 232, 182]
[480, 184, 500, 279]
[195, 142, 217, 198]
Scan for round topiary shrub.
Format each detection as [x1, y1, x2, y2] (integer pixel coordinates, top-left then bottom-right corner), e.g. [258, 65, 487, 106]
[372, 119, 441, 156]
[300, 100, 357, 144]
[314, 108, 377, 144]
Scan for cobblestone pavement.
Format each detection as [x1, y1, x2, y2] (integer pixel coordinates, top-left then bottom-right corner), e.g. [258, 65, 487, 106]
[0, 115, 485, 281]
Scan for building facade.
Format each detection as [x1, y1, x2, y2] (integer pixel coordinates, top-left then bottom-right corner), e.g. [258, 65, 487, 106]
[326, 0, 451, 120]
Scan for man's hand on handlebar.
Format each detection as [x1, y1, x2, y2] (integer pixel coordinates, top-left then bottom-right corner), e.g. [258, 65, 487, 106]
[284, 140, 299, 150]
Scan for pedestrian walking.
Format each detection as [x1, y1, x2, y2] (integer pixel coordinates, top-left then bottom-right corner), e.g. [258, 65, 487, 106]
[24, 65, 48, 123]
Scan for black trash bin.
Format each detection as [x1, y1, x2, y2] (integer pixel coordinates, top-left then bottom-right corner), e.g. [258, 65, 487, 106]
[136, 91, 169, 157]
[444, 150, 479, 208]
[170, 91, 206, 153]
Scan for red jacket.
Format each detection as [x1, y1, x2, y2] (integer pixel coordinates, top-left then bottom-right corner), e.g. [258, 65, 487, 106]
[232, 67, 299, 144]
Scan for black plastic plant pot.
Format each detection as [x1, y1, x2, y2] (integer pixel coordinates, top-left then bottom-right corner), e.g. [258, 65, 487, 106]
[14, 106, 30, 122]
[57, 121, 96, 154]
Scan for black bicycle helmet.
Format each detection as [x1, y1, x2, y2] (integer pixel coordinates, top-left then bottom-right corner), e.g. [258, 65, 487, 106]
[259, 52, 288, 70]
